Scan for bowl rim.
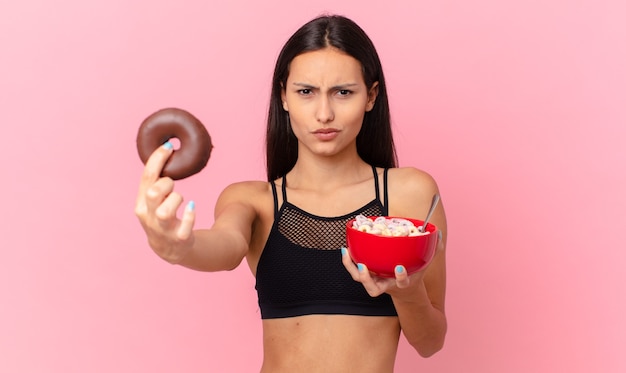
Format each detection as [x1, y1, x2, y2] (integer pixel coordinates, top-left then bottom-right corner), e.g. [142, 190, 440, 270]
[346, 216, 438, 239]
[345, 216, 439, 277]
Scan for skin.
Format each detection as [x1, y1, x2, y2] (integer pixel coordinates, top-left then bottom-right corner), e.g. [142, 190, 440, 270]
[135, 47, 447, 372]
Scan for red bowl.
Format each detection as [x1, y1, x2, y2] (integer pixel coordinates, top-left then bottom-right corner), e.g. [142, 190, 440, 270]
[346, 217, 439, 278]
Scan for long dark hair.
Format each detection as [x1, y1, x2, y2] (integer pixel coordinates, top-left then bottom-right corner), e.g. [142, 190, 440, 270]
[266, 15, 397, 181]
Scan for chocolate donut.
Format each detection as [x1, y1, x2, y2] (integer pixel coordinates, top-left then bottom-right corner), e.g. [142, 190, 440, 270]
[136, 108, 213, 180]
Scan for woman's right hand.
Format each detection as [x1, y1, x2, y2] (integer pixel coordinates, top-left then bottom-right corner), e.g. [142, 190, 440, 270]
[134, 142, 196, 264]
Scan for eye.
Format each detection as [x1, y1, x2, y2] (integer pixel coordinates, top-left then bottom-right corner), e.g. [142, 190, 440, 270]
[337, 89, 352, 97]
[298, 89, 312, 95]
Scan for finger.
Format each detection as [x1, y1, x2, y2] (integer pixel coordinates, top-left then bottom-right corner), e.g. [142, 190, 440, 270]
[138, 142, 174, 197]
[176, 201, 196, 240]
[394, 265, 410, 289]
[356, 263, 384, 297]
[155, 191, 184, 227]
[145, 177, 175, 214]
[341, 247, 361, 281]
[436, 230, 445, 252]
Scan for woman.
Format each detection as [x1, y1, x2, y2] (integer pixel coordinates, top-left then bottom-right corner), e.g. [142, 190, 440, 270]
[135, 14, 447, 372]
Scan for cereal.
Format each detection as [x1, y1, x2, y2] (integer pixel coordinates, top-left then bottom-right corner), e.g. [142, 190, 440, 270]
[351, 215, 430, 237]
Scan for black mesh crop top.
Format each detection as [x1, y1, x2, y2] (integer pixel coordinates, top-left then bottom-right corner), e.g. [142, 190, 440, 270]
[255, 166, 398, 319]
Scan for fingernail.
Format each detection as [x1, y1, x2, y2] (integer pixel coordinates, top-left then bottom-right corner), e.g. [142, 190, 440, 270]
[163, 141, 173, 150]
[187, 200, 195, 211]
[437, 230, 443, 241]
[340, 247, 347, 256]
[357, 263, 365, 272]
[395, 265, 404, 274]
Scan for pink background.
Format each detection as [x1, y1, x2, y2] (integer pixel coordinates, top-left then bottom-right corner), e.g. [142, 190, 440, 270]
[1, 0, 625, 372]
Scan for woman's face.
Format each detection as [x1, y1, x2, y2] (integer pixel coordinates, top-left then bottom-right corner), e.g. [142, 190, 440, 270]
[281, 47, 378, 159]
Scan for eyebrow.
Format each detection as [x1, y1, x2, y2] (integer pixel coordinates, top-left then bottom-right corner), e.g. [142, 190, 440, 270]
[292, 82, 360, 90]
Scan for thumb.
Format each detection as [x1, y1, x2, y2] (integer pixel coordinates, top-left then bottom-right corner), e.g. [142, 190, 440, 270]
[395, 265, 410, 289]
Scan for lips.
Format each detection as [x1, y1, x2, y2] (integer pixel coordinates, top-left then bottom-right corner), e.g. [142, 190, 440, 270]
[312, 128, 340, 140]
[313, 128, 339, 134]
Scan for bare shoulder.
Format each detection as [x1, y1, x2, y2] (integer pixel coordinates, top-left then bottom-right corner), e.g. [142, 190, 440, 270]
[387, 167, 439, 196]
[220, 180, 271, 197]
[215, 180, 272, 216]
[386, 167, 442, 219]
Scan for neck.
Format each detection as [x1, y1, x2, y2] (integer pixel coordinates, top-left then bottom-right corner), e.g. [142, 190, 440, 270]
[287, 152, 372, 192]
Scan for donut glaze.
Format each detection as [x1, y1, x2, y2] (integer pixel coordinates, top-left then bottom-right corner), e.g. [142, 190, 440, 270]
[136, 108, 212, 180]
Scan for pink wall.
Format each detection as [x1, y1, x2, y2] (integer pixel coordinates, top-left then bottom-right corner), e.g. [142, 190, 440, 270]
[1, 0, 624, 372]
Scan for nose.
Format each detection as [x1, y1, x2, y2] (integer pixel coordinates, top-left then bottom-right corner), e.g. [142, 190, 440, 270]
[316, 96, 334, 123]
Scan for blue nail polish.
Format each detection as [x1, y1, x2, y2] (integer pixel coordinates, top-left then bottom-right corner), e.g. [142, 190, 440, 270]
[187, 200, 195, 211]
[357, 263, 364, 272]
[163, 141, 173, 150]
[395, 265, 404, 274]
[340, 247, 347, 256]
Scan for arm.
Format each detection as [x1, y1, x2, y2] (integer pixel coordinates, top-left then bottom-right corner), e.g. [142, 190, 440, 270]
[175, 187, 256, 272]
[135, 144, 256, 272]
[342, 167, 448, 357]
[389, 228, 447, 357]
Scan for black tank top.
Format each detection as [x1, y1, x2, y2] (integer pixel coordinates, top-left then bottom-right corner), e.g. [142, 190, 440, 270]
[255, 166, 398, 319]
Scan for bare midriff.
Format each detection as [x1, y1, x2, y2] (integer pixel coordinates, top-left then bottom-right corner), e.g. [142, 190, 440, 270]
[260, 314, 401, 373]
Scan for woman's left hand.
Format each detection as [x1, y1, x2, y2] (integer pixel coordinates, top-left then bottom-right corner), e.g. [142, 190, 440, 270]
[340, 247, 423, 297]
[340, 231, 443, 297]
